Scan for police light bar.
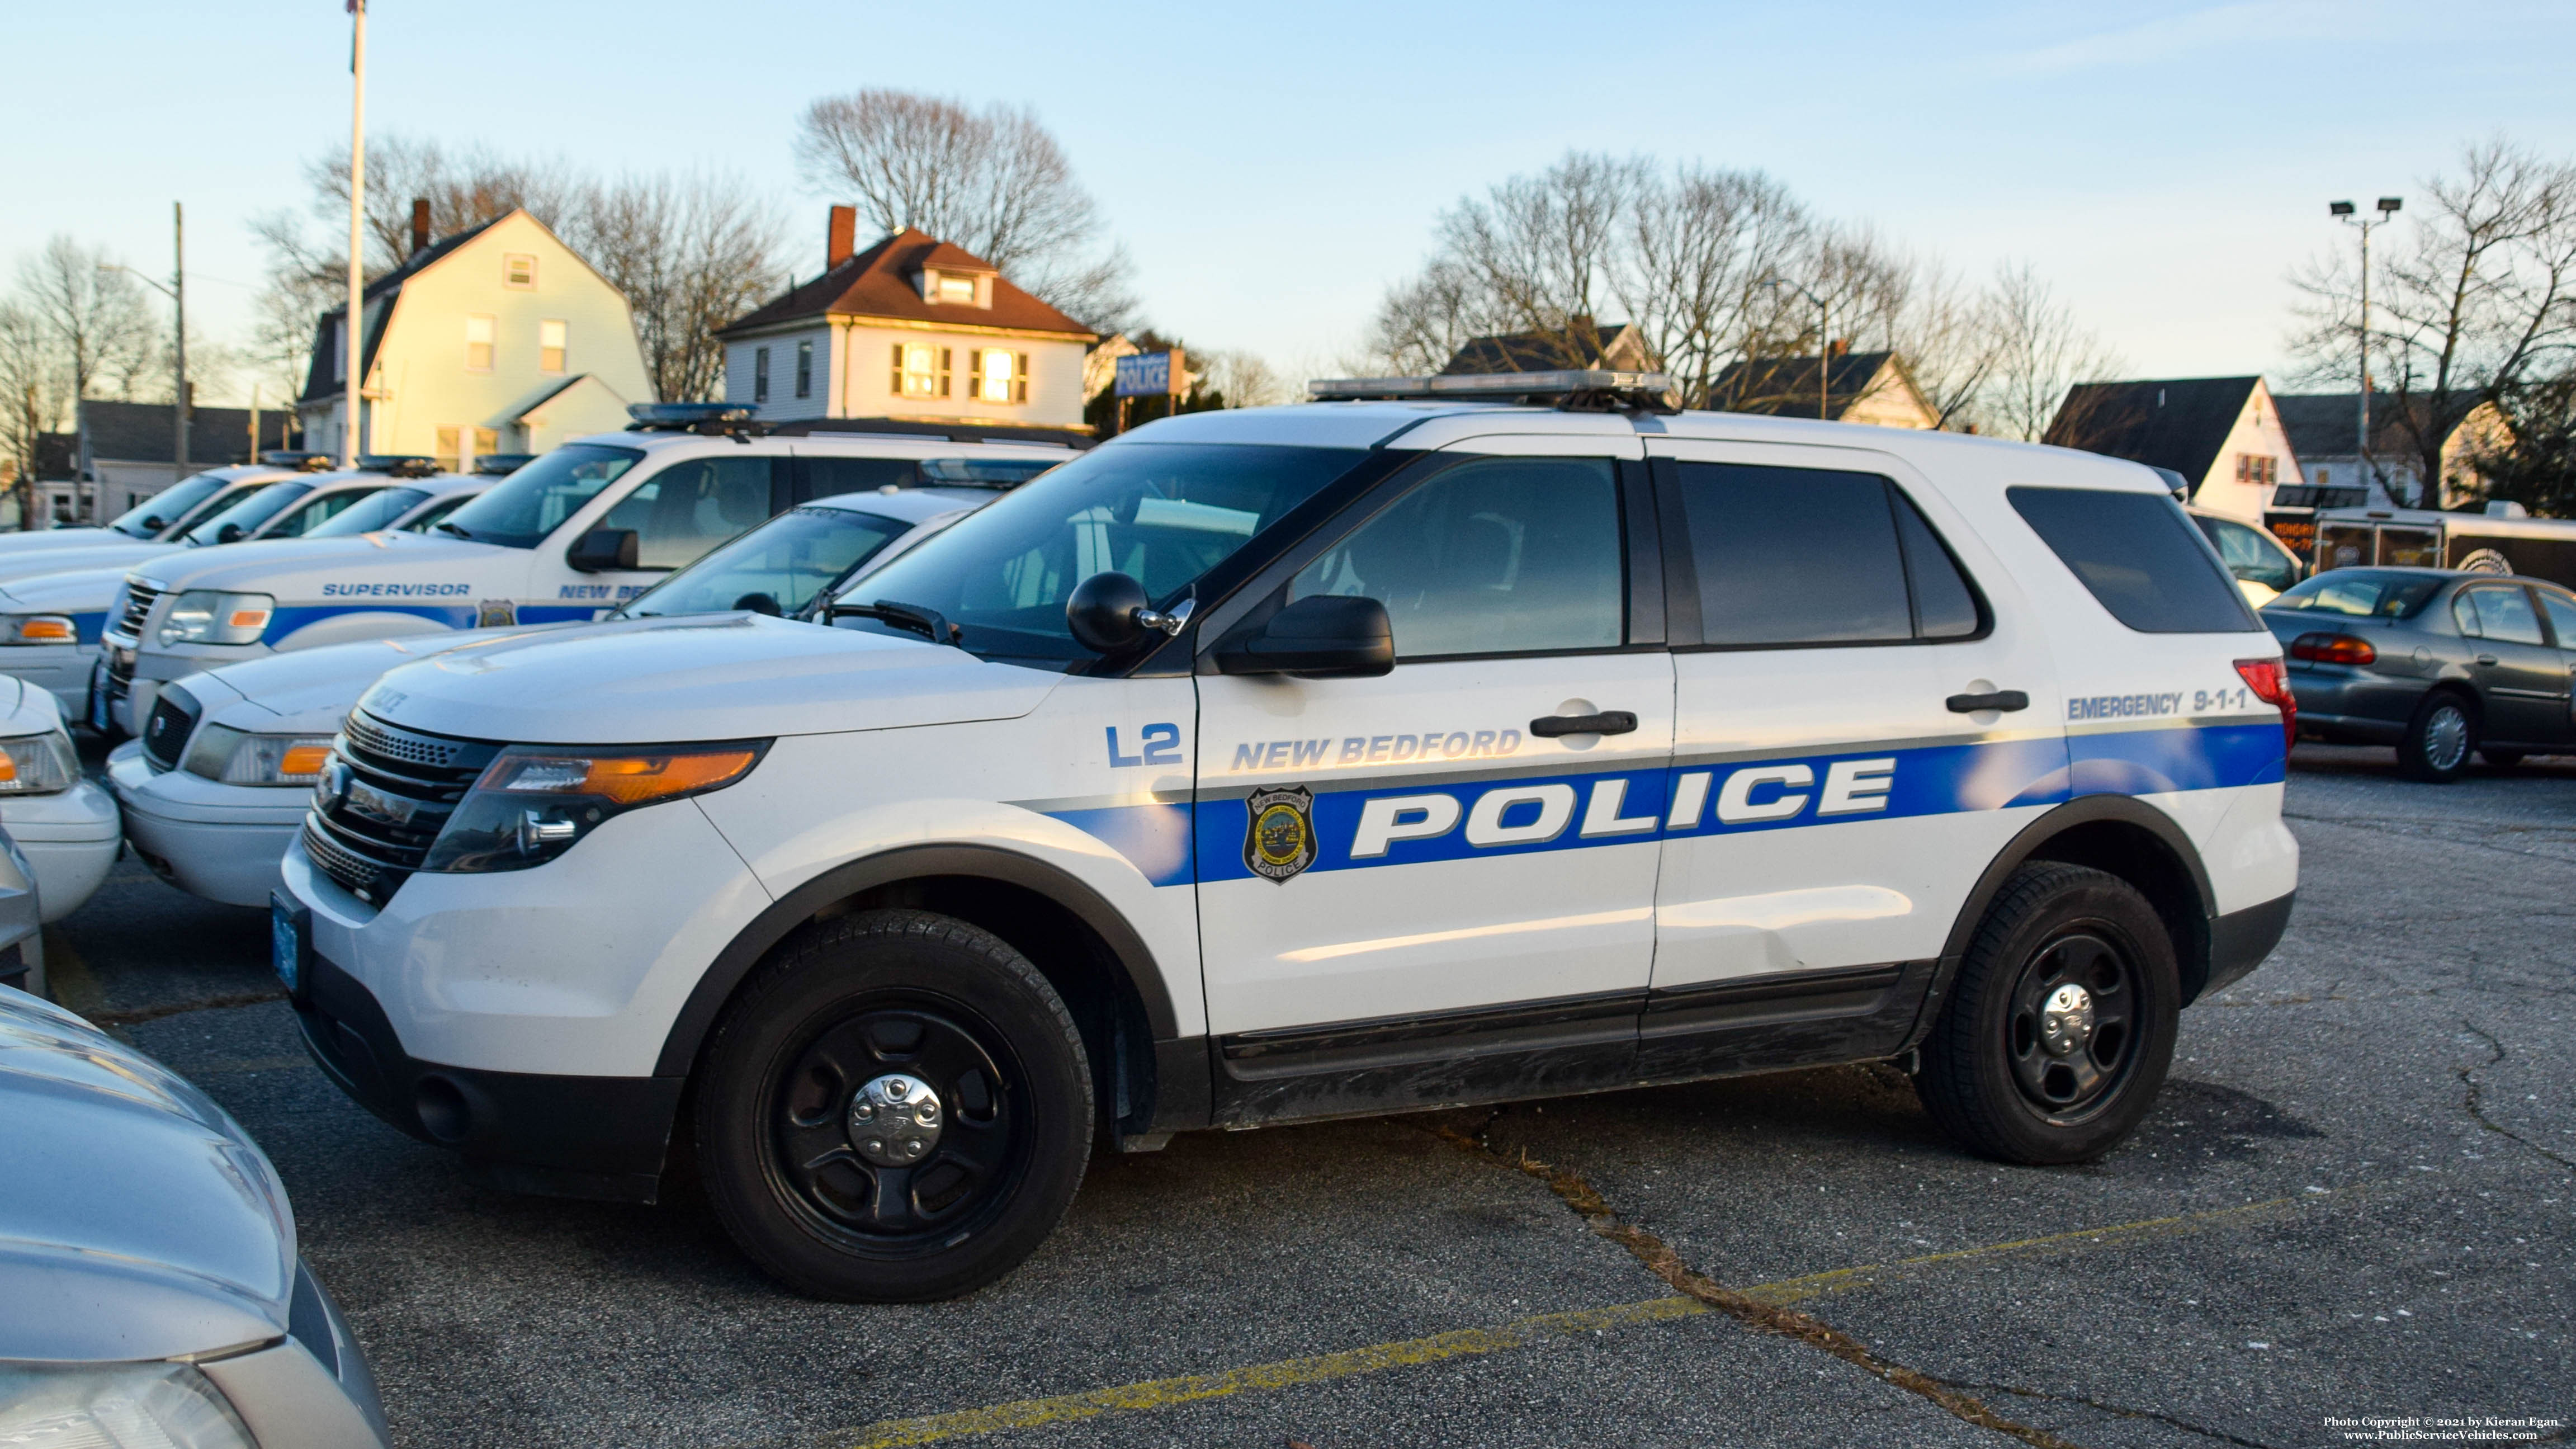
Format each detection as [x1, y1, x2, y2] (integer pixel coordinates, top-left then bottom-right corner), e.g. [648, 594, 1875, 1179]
[356, 455, 441, 478]
[918, 457, 1060, 488]
[258, 451, 337, 472]
[473, 453, 536, 475]
[1307, 370, 1681, 414]
[627, 402, 766, 436]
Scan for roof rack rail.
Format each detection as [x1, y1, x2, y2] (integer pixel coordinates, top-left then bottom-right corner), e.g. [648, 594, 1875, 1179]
[1307, 369, 1681, 414]
[626, 402, 768, 437]
[356, 455, 442, 478]
[258, 450, 338, 472]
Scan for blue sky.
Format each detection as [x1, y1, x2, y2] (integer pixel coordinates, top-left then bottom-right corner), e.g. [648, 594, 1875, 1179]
[6, 1, 2568, 401]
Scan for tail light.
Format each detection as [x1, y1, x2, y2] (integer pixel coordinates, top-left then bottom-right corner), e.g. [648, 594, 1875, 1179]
[2289, 631, 2376, 665]
[2235, 657, 2297, 753]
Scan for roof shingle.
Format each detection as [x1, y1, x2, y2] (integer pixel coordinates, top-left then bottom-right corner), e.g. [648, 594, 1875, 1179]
[716, 228, 1093, 341]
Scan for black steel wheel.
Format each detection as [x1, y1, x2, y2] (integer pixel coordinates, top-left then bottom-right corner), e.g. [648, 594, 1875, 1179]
[697, 910, 1091, 1301]
[2397, 691, 2476, 783]
[1917, 863, 2179, 1164]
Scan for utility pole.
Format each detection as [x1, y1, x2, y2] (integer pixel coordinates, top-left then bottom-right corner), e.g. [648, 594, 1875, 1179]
[344, 0, 368, 468]
[172, 201, 187, 485]
[2331, 198, 2402, 502]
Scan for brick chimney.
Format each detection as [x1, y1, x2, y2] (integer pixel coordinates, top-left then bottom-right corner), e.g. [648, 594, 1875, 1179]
[827, 205, 857, 270]
[409, 199, 431, 257]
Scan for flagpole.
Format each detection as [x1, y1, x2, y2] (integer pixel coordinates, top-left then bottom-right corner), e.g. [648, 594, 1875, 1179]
[343, 0, 367, 467]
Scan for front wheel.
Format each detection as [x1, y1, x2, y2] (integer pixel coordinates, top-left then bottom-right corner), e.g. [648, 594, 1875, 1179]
[1916, 863, 2180, 1165]
[2397, 692, 2476, 782]
[695, 909, 1093, 1301]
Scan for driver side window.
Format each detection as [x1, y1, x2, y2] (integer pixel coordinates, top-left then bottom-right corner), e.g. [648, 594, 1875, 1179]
[1291, 456, 1624, 659]
[598, 457, 777, 569]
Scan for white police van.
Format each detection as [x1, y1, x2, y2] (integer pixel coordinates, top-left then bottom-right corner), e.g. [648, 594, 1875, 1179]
[113, 482, 999, 908]
[100, 406, 1075, 734]
[276, 372, 2299, 1301]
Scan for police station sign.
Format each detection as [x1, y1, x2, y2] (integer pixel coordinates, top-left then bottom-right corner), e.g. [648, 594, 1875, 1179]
[1114, 349, 1185, 398]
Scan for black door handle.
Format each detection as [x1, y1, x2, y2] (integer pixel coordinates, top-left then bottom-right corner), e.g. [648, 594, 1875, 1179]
[1530, 710, 1638, 738]
[1946, 690, 2030, 714]
[2476, 654, 2499, 666]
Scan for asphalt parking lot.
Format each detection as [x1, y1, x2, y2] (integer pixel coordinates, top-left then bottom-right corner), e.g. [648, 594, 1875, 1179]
[47, 744, 2575, 1448]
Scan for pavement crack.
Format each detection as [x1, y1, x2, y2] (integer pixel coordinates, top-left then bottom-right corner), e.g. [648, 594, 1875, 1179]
[1948, 1380, 2281, 1448]
[1423, 1118, 2092, 1449]
[2456, 1019, 2576, 1170]
[81, 989, 289, 1028]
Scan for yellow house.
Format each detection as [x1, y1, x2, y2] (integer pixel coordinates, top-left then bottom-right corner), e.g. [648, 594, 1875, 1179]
[1709, 348, 1940, 430]
[717, 211, 1096, 433]
[297, 208, 653, 468]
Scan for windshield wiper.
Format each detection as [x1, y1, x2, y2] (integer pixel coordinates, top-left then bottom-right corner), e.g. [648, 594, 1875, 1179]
[828, 598, 961, 645]
[436, 521, 473, 539]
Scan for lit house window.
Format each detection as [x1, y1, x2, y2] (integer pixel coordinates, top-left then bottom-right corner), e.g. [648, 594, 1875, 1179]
[937, 274, 977, 304]
[893, 343, 951, 398]
[754, 347, 771, 404]
[975, 348, 1027, 404]
[504, 254, 536, 289]
[465, 314, 495, 372]
[538, 319, 567, 374]
[2235, 454, 2278, 487]
[795, 339, 813, 399]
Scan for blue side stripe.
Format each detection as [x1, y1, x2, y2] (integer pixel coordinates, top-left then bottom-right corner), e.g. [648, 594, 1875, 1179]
[516, 605, 608, 624]
[263, 603, 479, 643]
[69, 610, 106, 646]
[1046, 721, 2284, 888]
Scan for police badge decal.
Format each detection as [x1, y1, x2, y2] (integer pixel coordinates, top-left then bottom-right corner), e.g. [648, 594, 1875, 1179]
[1243, 785, 1317, 884]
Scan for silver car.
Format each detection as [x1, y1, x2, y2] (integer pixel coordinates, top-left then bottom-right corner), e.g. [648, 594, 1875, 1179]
[0, 985, 389, 1447]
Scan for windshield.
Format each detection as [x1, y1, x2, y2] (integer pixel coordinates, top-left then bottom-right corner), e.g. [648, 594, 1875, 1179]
[400, 493, 475, 533]
[622, 506, 914, 619]
[847, 442, 1368, 666]
[2267, 570, 2442, 619]
[105, 472, 232, 539]
[184, 480, 315, 545]
[437, 443, 644, 548]
[307, 487, 432, 537]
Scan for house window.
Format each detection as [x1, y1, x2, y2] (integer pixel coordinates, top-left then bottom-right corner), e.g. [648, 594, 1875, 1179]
[504, 254, 537, 289]
[433, 426, 500, 473]
[934, 272, 977, 305]
[2315, 466, 2329, 486]
[538, 319, 567, 374]
[894, 343, 951, 398]
[465, 314, 495, 372]
[2234, 454, 2277, 487]
[975, 348, 1027, 404]
[754, 347, 771, 404]
[795, 339, 813, 399]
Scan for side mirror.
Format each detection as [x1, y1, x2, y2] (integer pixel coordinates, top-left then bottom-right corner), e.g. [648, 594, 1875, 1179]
[216, 522, 244, 544]
[568, 527, 640, 572]
[1214, 595, 1395, 678]
[1066, 571, 1151, 653]
[139, 515, 164, 531]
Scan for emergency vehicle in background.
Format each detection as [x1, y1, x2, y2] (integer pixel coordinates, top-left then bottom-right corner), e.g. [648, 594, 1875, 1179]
[276, 371, 2299, 1302]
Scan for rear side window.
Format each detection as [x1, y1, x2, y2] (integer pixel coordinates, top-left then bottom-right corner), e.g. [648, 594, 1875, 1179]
[1673, 462, 1984, 647]
[2455, 585, 2546, 645]
[2540, 589, 2576, 647]
[2009, 487, 2258, 633]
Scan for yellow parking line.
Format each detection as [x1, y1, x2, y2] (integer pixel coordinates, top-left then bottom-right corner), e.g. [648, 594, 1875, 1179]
[838, 1188, 2333, 1448]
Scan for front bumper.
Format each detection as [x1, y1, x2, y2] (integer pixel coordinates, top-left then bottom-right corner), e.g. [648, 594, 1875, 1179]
[0, 778, 121, 922]
[108, 744, 308, 908]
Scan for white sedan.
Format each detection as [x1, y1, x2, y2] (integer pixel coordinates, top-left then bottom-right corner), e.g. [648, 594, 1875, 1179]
[0, 682, 119, 921]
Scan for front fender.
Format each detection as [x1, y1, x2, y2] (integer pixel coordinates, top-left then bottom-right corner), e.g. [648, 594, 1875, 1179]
[272, 607, 472, 652]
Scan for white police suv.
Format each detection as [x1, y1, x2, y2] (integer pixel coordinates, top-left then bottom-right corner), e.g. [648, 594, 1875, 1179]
[114, 482, 997, 908]
[0, 456, 319, 561]
[277, 372, 2299, 1302]
[100, 407, 1074, 735]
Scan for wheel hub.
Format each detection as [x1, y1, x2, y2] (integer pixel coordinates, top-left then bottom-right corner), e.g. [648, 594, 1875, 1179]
[2038, 983, 2095, 1056]
[849, 1074, 943, 1166]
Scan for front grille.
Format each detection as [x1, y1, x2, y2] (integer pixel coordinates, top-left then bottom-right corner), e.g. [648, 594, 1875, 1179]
[305, 711, 500, 905]
[139, 687, 200, 772]
[114, 582, 160, 640]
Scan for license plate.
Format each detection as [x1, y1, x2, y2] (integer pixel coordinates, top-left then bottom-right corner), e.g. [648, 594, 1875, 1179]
[270, 895, 304, 995]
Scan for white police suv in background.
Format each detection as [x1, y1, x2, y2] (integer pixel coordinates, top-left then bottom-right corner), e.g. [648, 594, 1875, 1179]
[0, 456, 318, 561]
[0, 456, 357, 596]
[115, 483, 999, 908]
[278, 371, 2299, 1302]
[0, 467, 489, 720]
[0, 681, 118, 921]
[101, 405, 1074, 735]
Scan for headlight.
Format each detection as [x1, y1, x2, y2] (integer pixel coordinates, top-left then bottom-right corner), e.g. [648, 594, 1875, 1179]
[2, 615, 79, 645]
[0, 1361, 257, 1449]
[0, 729, 81, 795]
[157, 591, 274, 648]
[419, 740, 768, 873]
[183, 723, 338, 786]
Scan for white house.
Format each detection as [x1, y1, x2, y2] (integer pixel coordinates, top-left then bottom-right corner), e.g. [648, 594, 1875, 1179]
[716, 210, 1096, 433]
[2274, 391, 2511, 511]
[298, 208, 654, 468]
[2044, 376, 2304, 524]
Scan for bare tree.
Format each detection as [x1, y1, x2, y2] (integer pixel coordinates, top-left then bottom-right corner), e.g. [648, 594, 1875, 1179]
[2290, 139, 2576, 504]
[302, 135, 584, 272]
[1194, 349, 1295, 409]
[1888, 261, 2003, 429]
[13, 236, 156, 403]
[793, 90, 1136, 331]
[1981, 261, 2123, 442]
[0, 301, 70, 523]
[568, 172, 784, 402]
[1613, 164, 1807, 405]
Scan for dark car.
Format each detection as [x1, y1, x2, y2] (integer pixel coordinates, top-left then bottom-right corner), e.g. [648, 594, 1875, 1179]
[2260, 567, 2576, 781]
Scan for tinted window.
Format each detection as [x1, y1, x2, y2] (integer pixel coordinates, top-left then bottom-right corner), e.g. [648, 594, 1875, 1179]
[1293, 456, 1623, 659]
[308, 486, 432, 537]
[264, 485, 386, 539]
[185, 481, 314, 545]
[626, 506, 910, 619]
[2270, 570, 2440, 619]
[106, 472, 230, 539]
[802, 456, 921, 502]
[2541, 590, 2576, 648]
[1676, 463, 1981, 646]
[401, 494, 474, 533]
[598, 456, 777, 569]
[2009, 487, 2257, 633]
[2463, 585, 2546, 645]
[852, 442, 1365, 667]
[439, 443, 644, 549]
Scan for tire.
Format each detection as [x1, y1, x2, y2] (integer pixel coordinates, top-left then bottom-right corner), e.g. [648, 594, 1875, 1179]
[2397, 691, 2477, 783]
[1916, 863, 2180, 1165]
[695, 909, 1093, 1301]
[2481, 748, 2525, 768]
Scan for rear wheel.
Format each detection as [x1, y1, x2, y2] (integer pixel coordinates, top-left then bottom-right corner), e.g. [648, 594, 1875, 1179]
[1916, 863, 2180, 1165]
[2397, 692, 2476, 782]
[696, 909, 1092, 1301]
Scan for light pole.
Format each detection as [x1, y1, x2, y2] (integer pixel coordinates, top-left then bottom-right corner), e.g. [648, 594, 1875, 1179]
[2331, 197, 2402, 501]
[1766, 277, 1830, 420]
[344, 0, 368, 467]
[100, 200, 188, 498]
